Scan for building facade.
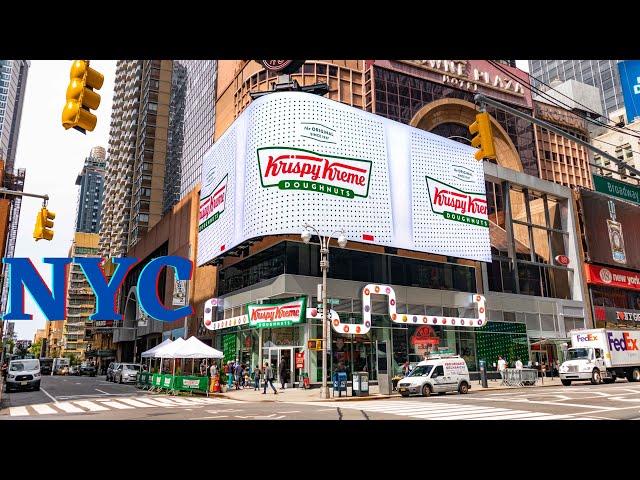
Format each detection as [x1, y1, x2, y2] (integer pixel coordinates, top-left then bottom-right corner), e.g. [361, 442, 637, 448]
[100, 60, 173, 257]
[45, 320, 63, 358]
[591, 118, 640, 183]
[75, 146, 106, 234]
[196, 63, 588, 385]
[529, 60, 623, 120]
[62, 233, 100, 360]
[165, 60, 217, 212]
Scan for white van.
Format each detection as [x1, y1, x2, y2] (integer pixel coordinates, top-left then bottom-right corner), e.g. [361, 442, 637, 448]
[397, 355, 470, 397]
[6, 359, 41, 392]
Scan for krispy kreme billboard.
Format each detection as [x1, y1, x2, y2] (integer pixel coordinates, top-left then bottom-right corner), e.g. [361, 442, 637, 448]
[197, 92, 490, 266]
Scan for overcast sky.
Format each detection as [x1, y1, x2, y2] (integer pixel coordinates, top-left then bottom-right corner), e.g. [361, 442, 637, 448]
[9, 59, 530, 341]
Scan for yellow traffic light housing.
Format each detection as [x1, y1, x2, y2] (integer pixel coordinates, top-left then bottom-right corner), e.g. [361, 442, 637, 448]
[61, 60, 104, 133]
[33, 207, 55, 241]
[469, 111, 497, 161]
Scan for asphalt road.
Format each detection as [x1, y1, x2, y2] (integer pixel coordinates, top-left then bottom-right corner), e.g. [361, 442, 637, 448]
[3, 376, 640, 420]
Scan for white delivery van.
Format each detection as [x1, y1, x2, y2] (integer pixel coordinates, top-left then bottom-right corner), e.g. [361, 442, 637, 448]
[560, 328, 640, 386]
[397, 354, 470, 397]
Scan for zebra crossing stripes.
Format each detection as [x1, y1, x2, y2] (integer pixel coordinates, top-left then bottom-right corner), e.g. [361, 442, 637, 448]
[7, 395, 238, 417]
[296, 400, 595, 420]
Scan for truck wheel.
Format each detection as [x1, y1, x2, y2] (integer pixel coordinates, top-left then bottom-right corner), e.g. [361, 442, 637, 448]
[422, 384, 431, 397]
[561, 379, 572, 386]
[458, 382, 469, 394]
[590, 369, 602, 385]
[631, 368, 640, 382]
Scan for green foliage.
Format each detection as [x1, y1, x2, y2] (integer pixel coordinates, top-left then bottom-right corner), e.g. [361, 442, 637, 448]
[29, 340, 43, 358]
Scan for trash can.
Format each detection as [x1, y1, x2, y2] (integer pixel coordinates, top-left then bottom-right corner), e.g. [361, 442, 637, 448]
[352, 372, 370, 397]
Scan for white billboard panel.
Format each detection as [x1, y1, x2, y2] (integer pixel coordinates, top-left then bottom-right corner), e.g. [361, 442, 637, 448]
[197, 92, 490, 266]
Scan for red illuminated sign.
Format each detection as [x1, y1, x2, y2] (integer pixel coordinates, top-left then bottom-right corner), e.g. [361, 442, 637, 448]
[585, 264, 640, 291]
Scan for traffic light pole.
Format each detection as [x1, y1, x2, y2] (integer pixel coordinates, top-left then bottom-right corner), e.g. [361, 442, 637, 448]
[0, 188, 49, 204]
[473, 94, 640, 178]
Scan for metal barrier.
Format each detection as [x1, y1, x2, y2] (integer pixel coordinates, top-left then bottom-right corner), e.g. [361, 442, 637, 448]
[503, 368, 538, 387]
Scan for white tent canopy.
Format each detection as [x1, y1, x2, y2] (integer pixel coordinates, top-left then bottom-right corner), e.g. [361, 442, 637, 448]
[140, 338, 173, 358]
[152, 337, 186, 359]
[171, 336, 224, 359]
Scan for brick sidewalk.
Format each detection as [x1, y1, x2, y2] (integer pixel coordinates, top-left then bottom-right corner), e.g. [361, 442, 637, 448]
[206, 377, 564, 403]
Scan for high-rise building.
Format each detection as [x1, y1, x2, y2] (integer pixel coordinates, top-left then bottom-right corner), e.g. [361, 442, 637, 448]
[75, 146, 106, 234]
[100, 60, 173, 258]
[165, 60, 217, 213]
[63, 232, 100, 360]
[0, 60, 28, 337]
[529, 60, 624, 119]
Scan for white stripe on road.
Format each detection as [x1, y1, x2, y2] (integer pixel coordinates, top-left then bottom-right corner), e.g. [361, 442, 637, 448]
[9, 407, 29, 417]
[40, 387, 57, 403]
[133, 397, 179, 407]
[74, 400, 109, 412]
[95, 389, 110, 395]
[31, 404, 58, 415]
[96, 400, 134, 410]
[53, 402, 84, 413]
[116, 398, 156, 408]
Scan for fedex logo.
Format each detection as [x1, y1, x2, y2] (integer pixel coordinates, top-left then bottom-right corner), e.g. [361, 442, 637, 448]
[575, 333, 598, 342]
[607, 332, 639, 352]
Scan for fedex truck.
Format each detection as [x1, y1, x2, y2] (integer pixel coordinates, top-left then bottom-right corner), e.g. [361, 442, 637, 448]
[559, 329, 640, 386]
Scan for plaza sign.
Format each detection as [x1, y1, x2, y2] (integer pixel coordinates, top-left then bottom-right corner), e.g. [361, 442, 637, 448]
[197, 92, 490, 266]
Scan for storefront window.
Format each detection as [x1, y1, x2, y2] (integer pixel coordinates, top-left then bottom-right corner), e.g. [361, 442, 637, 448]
[475, 321, 529, 371]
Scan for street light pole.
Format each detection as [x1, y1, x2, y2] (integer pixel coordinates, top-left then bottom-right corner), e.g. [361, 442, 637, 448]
[301, 225, 347, 399]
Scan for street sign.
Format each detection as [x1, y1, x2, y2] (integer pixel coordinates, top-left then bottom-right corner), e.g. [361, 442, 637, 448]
[593, 174, 640, 206]
[327, 298, 341, 305]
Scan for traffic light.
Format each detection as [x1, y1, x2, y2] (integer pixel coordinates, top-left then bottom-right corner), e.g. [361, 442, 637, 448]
[33, 207, 55, 241]
[307, 339, 322, 350]
[469, 111, 497, 161]
[61, 60, 104, 133]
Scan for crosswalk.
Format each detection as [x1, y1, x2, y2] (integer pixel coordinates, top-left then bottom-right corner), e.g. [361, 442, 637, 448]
[6, 395, 238, 417]
[296, 400, 598, 420]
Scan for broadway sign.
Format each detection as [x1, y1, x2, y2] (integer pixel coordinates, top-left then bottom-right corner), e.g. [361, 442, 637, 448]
[426, 176, 488, 227]
[247, 297, 307, 329]
[198, 174, 227, 232]
[257, 147, 372, 199]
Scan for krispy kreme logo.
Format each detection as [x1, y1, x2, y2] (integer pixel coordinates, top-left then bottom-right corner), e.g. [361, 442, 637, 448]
[247, 297, 307, 329]
[198, 174, 227, 232]
[257, 147, 372, 199]
[426, 176, 488, 228]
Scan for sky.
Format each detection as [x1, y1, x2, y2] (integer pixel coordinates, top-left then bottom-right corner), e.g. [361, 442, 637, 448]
[10, 60, 117, 341]
[8, 59, 531, 341]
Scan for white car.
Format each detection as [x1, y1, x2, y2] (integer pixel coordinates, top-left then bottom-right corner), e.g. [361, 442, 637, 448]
[397, 355, 471, 397]
[6, 359, 41, 392]
[114, 363, 141, 384]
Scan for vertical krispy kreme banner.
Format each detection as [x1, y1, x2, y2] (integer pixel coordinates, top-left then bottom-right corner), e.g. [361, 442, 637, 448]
[197, 91, 490, 266]
[247, 297, 307, 329]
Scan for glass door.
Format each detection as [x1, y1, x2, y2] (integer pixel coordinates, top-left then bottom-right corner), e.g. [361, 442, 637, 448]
[278, 348, 293, 388]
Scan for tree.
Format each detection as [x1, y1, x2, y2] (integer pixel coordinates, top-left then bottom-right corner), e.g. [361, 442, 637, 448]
[30, 340, 43, 358]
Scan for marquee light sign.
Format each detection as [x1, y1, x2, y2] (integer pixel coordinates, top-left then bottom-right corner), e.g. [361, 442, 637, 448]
[197, 91, 491, 267]
[203, 284, 485, 335]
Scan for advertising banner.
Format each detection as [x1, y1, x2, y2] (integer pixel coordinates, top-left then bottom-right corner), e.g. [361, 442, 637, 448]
[247, 297, 307, 329]
[172, 278, 188, 307]
[197, 92, 490, 266]
[580, 188, 640, 270]
[617, 60, 640, 123]
[585, 264, 640, 291]
[594, 306, 640, 325]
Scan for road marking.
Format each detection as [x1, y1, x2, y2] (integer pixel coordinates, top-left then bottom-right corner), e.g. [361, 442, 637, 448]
[192, 415, 229, 419]
[96, 400, 134, 409]
[31, 404, 58, 415]
[277, 410, 300, 413]
[95, 389, 110, 395]
[55, 402, 84, 413]
[74, 400, 109, 412]
[40, 387, 57, 403]
[9, 406, 30, 417]
[116, 398, 155, 408]
[134, 397, 179, 407]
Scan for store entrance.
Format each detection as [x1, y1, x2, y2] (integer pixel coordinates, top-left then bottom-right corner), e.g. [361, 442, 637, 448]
[262, 347, 301, 388]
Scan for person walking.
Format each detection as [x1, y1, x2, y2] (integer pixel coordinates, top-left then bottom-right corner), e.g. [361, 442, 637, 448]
[225, 361, 233, 390]
[199, 360, 207, 377]
[497, 355, 507, 384]
[515, 358, 523, 370]
[262, 362, 277, 394]
[234, 362, 243, 390]
[279, 357, 287, 390]
[253, 364, 262, 391]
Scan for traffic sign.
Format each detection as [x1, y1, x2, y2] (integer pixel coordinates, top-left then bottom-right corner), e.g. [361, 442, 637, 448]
[327, 298, 340, 305]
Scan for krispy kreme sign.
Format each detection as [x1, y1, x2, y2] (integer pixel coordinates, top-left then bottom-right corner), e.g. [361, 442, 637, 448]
[198, 174, 227, 232]
[257, 147, 372, 199]
[247, 297, 307, 329]
[426, 176, 488, 227]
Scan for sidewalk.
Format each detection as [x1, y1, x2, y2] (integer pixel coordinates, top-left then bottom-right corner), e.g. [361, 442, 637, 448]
[204, 377, 565, 403]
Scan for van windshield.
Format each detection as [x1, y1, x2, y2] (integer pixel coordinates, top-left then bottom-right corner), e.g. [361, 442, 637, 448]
[10, 360, 39, 371]
[567, 348, 590, 360]
[407, 365, 433, 377]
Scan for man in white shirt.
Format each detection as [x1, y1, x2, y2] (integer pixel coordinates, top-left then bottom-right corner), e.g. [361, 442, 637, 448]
[497, 356, 507, 384]
[515, 358, 523, 370]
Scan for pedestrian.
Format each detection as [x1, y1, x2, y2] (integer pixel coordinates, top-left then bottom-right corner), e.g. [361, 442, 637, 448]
[497, 355, 507, 384]
[279, 357, 287, 390]
[253, 364, 262, 391]
[262, 362, 277, 394]
[515, 358, 523, 370]
[234, 362, 243, 390]
[402, 360, 411, 377]
[243, 365, 251, 389]
[210, 362, 218, 378]
[225, 361, 233, 389]
[199, 360, 207, 377]
[1, 362, 7, 381]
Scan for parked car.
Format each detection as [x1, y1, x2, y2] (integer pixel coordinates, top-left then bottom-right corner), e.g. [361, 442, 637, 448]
[106, 362, 120, 382]
[113, 363, 141, 384]
[68, 366, 81, 376]
[58, 366, 69, 376]
[397, 354, 471, 397]
[6, 359, 41, 392]
[80, 364, 97, 377]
